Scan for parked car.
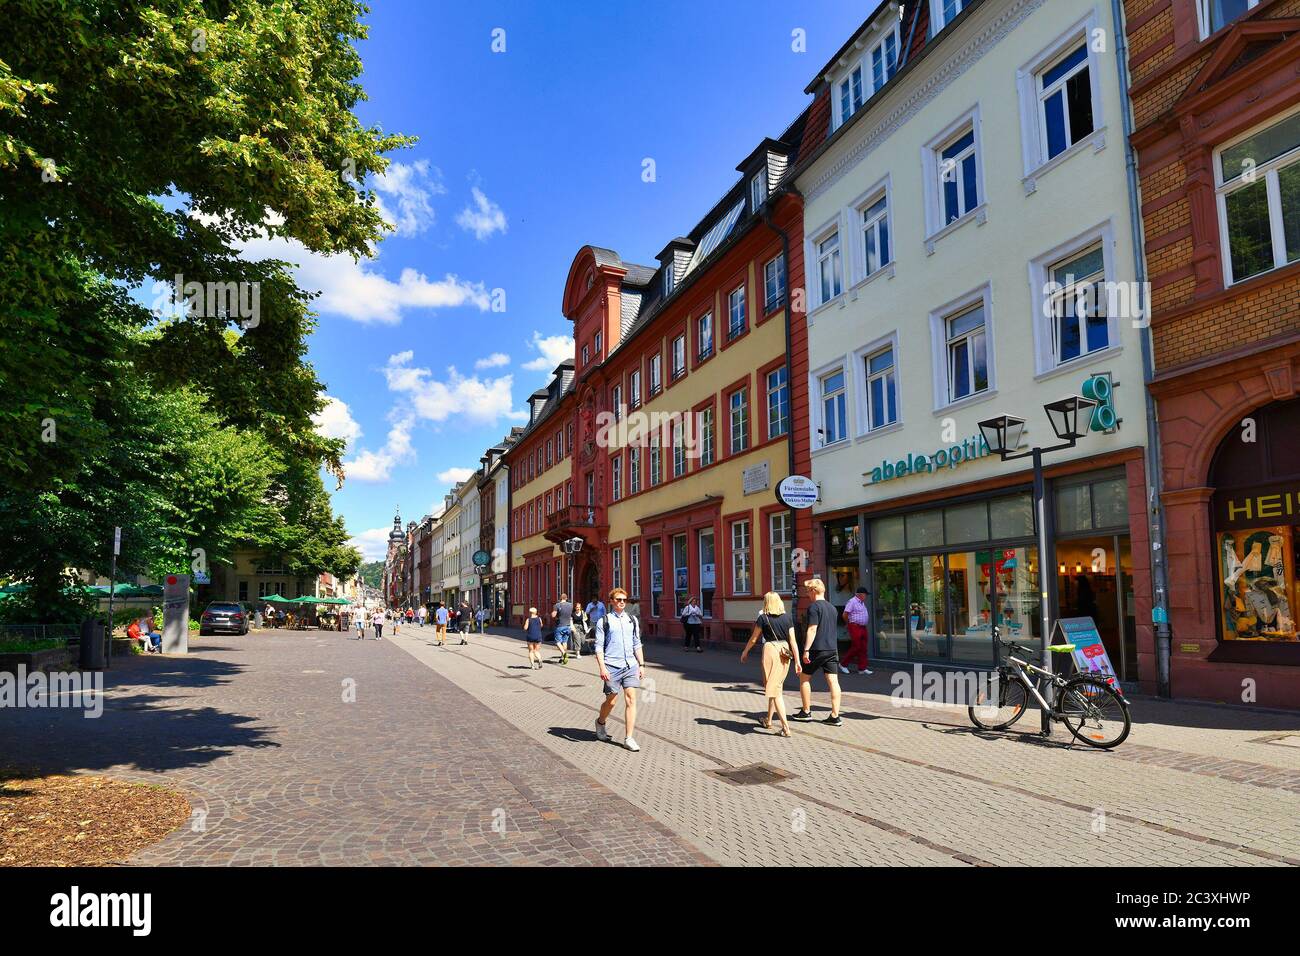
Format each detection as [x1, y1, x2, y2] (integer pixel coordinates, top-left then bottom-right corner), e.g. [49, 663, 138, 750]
[200, 601, 250, 636]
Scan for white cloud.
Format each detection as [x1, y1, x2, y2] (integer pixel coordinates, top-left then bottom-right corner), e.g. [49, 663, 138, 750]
[349, 527, 396, 563]
[522, 331, 573, 371]
[312, 396, 362, 451]
[343, 411, 415, 482]
[456, 186, 508, 241]
[383, 351, 528, 426]
[437, 467, 475, 484]
[372, 160, 444, 237]
[214, 209, 492, 325]
[475, 352, 510, 369]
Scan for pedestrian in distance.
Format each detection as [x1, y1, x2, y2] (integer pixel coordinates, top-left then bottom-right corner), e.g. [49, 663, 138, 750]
[355, 611, 366, 640]
[434, 603, 449, 646]
[594, 587, 643, 752]
[418, 605, 428, 627]
[740, 591, 800, 737]
[371, 607, 384, 641]
[458, 600, 472, 644]
[551, 592, 574, 665]
[680, 595, 704, 652]
[841, 586, 873, 675]
[585, 595, 606, 632]
[476, 605, 488, 633]
[791, 578, 843, 725]
[569, 603, 586, 659]
[525, 607, 543, 669]
[393, 612, 401, 637]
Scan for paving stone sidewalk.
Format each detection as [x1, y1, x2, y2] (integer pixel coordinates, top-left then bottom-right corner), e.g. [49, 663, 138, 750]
[0, 628, 709, 866]
[386, 627, 1300, 868]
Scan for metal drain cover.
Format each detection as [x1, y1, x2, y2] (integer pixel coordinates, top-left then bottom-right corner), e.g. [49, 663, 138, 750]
[710, 763, 795, 786]
[1253, 733, 1300, 748]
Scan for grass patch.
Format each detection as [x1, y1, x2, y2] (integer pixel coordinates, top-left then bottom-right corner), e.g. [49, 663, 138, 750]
[0, 638, 64, 654]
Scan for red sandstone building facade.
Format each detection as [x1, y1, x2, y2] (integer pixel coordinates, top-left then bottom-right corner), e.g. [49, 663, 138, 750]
[1128, 0, 1300, 704]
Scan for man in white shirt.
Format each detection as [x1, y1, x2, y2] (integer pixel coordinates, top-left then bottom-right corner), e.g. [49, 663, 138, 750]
[594, 588, 644, 752]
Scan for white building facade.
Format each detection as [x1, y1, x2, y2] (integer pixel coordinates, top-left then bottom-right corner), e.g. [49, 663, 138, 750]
[798, 0, 1153, 685]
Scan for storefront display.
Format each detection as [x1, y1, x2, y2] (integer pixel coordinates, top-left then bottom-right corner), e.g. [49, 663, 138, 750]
[1216, 524, 1297, 641]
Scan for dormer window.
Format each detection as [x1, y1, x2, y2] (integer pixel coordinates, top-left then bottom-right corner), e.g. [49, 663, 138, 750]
[869, 27, 899, 94]
[838, 66, 865, 127]
[750, 169, 768, 211]
[932, 0, 968, 33]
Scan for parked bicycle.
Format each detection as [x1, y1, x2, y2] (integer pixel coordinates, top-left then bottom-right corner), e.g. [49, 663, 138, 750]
[969, 627, 1131, 749]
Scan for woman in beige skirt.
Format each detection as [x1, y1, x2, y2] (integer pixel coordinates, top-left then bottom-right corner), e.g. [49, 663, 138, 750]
[740, 591, 801, 736]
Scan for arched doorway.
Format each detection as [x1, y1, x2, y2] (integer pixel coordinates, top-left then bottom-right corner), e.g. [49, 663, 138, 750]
[578, 559, 600, 608]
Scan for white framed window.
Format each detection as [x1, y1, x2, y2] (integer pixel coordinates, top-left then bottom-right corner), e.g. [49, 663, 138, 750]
[815, 227, 843, 306]
[672, 425, 686, 477]
[1196, 0, 1258, 40]
[612, 383, 622, 421]
[817, 366, 849, 447]
[649, 434, 661, 487]
[931, 0, 968, 33]
[770, 512, 794, 593]
[629, 445, 641, 495]
[766, 366, 789, 439]
[1215, 107, 1300, 285]
[586, 473, 595, 505]
[836, 64, 865, 129]
[922, 108, 983, 238]
[629, 542, 641, 598]
[672, 334, 686, 379]
[861, 192, 891, 277]
[582, 344, 590, 366]
[1016, 17, 1103, 176]
[698, 405, 715, 466]
[729, 387, 749, 454]
[750, 169, 768, 210]
[612, 545, 622, 591]
[868, 25, 900, 94]
[731, 520, 752, 595]
[727, 285, 746, 340]
[611, 454, 622, 501]
[629, 369, 642, 408]
[648, 353, 662, 396]
[1029, 223, 1121, 375]
[929, 285, 995, 409]
[663, 266, 674, 298]
[594, 331, 602, 355]
[862, 344, 898, 432]
[697, 312, 714, 360]
[764, 254, 786, 312]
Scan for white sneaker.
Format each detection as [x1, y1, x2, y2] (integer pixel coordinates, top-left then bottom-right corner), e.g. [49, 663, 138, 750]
[623, 737, 640, 752]
[595, 720, 611, 742]
[839, 665, 850, 674]
[859, 668, 873, 675]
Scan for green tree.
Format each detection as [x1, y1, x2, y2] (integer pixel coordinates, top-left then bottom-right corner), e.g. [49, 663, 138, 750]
[0, 1, 406, 620]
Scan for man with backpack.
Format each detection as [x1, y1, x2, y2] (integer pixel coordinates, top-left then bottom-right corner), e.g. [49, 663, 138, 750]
[551, 592, 574, 665]
[593, 587, 643, 752]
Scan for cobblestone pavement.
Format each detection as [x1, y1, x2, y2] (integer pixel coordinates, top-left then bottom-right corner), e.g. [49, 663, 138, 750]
[0, 628, 709, 866]
[383, 628, 1300, 867]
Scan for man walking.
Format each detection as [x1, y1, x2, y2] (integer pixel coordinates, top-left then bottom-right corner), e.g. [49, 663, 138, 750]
[434, 603, 449, 646]
[791, 578, 843, 726]
[594, 588, 643, 752]
[551, 592, 574, 665]
[841, 586, 873, 675]
[457, 599, 472, 645]
[585, 595, 606, 633]
[418, 604, 427, 628]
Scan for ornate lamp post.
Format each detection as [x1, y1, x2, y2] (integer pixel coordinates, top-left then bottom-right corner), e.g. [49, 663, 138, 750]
[979, 396, 1096, 734]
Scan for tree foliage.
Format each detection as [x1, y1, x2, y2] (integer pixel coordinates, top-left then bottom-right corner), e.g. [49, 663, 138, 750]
[0, 1, 406, 620]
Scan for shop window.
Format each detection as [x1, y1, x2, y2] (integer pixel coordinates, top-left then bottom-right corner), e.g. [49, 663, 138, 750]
[945, 501, 989, 545]
[907, 555, 949, 660]
[872, 514, 906, 553]
[990, 493, 1035, 538]
[873, 558, 908, 658]
[905, 509, 944, 550]
[947, 551, 994, 666]
[1055, 474, 1128, 534]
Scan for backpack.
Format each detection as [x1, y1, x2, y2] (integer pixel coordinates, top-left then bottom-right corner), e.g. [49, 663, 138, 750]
[598, 613, 639, 652]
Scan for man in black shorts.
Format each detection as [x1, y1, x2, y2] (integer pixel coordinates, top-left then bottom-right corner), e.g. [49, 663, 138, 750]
[791, 577, 843, 725]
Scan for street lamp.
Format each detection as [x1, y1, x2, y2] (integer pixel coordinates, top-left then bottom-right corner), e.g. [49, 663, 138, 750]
[563, 536, 583, 607]
[979, 395, 1097, 735]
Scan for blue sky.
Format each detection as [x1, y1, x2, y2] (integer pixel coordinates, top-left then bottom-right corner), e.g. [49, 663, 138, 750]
[305, 1, 868, 561]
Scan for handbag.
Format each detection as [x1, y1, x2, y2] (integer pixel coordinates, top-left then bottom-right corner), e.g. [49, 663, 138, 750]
[760, 613, 792, 662]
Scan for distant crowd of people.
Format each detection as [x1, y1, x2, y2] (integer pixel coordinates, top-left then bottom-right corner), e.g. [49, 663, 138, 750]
[346, 600, 496, 644]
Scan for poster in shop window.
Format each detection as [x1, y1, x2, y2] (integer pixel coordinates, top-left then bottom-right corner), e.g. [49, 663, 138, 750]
[1057, 617, 1116, 681]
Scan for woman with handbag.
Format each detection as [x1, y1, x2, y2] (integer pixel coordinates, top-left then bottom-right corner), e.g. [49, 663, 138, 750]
[680, 597, 704, 652]
[740, 591, 800, 737]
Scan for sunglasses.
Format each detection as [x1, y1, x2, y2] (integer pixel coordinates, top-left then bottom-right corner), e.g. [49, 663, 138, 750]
[612, 597, 628, 602]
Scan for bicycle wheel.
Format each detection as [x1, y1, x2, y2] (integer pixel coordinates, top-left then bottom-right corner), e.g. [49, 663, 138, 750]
[1059, 676, 1130, 748]
[969, 673, 1028, 730]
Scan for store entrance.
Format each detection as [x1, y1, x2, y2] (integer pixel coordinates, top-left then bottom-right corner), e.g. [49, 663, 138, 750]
[1054, 535, 1136, 683]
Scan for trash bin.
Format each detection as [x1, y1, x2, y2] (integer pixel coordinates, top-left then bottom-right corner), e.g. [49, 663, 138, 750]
[80, 618, 106, 670]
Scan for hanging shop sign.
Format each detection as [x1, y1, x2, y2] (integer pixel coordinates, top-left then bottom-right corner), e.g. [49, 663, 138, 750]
[865, 435, 992, 485]
[777, 475, 818, 509]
